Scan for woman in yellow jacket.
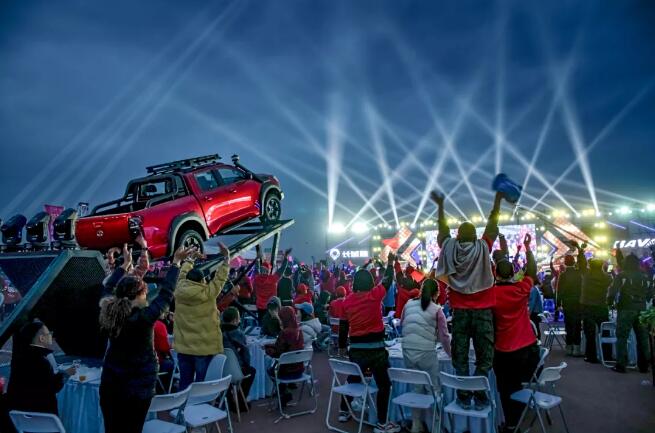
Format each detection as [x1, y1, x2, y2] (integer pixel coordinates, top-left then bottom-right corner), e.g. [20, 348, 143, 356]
[174, 243, 230, 391]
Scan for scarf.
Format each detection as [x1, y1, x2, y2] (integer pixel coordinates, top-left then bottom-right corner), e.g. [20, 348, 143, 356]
[436, 237, 494, 294]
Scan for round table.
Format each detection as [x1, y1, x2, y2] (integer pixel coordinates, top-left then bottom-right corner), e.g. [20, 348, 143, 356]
[57, 371, 103, 433]
[246, 335, 276, 401]
[386, 343, 503, 433]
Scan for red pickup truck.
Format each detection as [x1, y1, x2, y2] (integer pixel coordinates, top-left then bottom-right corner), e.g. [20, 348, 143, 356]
[75, 154, 283, 259]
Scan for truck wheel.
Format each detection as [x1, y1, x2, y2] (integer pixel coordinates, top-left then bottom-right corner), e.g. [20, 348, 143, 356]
[261, 193, 282, 223]
[174, 229, 204, 253]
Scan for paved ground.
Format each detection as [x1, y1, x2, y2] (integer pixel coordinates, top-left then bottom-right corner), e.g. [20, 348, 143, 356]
[228, 345, 655, 433]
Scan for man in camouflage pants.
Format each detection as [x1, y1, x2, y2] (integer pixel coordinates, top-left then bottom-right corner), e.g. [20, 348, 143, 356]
[433, 191, 504, 409]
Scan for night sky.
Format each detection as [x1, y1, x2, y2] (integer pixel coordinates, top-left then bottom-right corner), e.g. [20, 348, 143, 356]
[1, 0, 654, 259]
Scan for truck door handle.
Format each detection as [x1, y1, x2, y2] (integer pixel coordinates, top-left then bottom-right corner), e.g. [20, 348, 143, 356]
[229, 189, 237, 193]
[203, 196, 213, 201]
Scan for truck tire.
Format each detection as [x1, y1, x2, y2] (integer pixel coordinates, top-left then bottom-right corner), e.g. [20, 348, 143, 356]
[174, 229, 204, 253]
[261, 192, 282, 223]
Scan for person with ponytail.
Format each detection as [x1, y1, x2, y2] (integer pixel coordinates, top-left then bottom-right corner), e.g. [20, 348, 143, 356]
[99, 242, 194, 433]
[400, 278, 451, 433]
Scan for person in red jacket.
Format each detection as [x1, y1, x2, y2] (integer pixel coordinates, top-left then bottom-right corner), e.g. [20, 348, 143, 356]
[253, 246, 290, 321]
[492, 233, 539, 433]
[328, 286, 347, 333]
[293, 283, 314, 305]
[153, 310, 174, 392]
[394, 259, 420, 318]
[433, 190, 504, 410]
[338, 253, 399, 433]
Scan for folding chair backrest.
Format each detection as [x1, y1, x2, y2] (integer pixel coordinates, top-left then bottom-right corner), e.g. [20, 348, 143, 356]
[329, 358, 364, 378]
[388, 367, 434, 388]
[9, 411, 66, 433]
[439, 372, 490, 392]
[329, 317, 340, 327]
[538, 347, 550, 369]
[188, 375, 232, 406]
[279, 349, 313, 365]
[148, 386, 191, 413]
[223, 348, 245, 383]
[600, 322, 615, 335]
[537, 362, 567, 385]
[204, 353, 227, 381]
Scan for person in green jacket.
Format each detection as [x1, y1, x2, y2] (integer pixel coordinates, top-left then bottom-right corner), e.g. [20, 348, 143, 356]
[174, 242, 230, 390]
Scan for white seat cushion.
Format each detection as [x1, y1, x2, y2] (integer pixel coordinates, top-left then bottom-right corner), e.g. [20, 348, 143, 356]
[142, 419, 186, 433]
[392, 392, 436, 409]
[443, 400, 491, 418]
[510, 389, 562, 410]
[278, 373, 312, 384]
[333, 383, 378, 398]
[180, 404, 228, 428]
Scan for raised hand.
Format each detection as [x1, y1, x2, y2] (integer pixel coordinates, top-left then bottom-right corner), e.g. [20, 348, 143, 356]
[173, 245, 196, 265]
[135, 233, 148, 249]
[523, 233, 532, 249]
[120, 244, 133, 270]
[387, 251, 396, 263]
[218, 242, 230, 261]
[430, 191, 445, 206]
[284, 248, 293, 256]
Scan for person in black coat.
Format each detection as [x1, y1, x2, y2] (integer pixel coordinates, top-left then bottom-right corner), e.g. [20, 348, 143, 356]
[98, 243, 193, 433]
[7, 320, 76, 415]
[221, 307, 256, 410]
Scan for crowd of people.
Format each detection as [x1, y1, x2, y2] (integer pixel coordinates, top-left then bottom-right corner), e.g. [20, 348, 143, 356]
[1, 188, 654, 433]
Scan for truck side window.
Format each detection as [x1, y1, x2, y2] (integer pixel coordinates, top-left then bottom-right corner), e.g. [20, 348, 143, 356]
[216, 168, 244, 186]
[195, 171, 219, 192]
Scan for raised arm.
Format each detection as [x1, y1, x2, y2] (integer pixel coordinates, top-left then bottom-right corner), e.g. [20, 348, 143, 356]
[381, 251, 396, 291]
[482, 191, 503, 245]
[576, 242, 588, 273]
[430, 191, 450, 248]
[102, 243, 131, 296]
[275, 248, 292, 277]
[524, 234, 537, 280]
[209, 242, 231, 297]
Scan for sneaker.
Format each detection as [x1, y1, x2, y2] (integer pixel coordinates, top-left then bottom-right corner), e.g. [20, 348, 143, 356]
[455, 398, 473, 410]
[374, 422, 401, 433]
[338, 411, 352, 422]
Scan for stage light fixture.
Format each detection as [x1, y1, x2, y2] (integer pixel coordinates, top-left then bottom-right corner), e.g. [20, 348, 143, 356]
[1, 214, 27, 247]
[53, 208, 78, 246]
[328, 222, 346, 234]
[647, 204, 655, 212]
[26, 211, 50, 245]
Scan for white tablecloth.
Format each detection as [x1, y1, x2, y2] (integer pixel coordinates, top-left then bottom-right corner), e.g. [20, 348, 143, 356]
[246, 335, 276, 401]
[387, 343, 503, 433]
[57, 370, 103, 433]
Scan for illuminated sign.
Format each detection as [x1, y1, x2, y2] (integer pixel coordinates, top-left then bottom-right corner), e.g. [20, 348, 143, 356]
[613, 238, 654, 249]
[328, 248, 369, 260]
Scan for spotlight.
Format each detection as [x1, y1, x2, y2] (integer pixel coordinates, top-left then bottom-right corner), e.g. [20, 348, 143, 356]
[26, 211, 50, 247]
[1, 214, 27, 249]
[616, 207, 631, 215]
[647, 204, 655, 212]
[352, 222, 369, 234]
[328, 222, 346, 234]
[53, 208, 78, 247]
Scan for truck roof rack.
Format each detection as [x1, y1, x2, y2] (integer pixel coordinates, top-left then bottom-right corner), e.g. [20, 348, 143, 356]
[146, 154, 221, 175]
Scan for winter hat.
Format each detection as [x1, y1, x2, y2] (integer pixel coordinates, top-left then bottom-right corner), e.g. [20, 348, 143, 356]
[336, 286, 347, 298]
[296, 283, 308, 295]
[457, 222, 476, 242]
[354, 269, 374, 292]
[267, 296, 281, 310]
[295, 302, 314, 316]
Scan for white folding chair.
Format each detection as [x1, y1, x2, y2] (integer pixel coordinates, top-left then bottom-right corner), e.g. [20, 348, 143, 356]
[387, 368, 441, 433]
[272, 349, 317, 422]
[142, 386, 191, 433]
[439, 372, 498, 433]
[511, 362, 570, 433]
[171, 375, 233, 433]
[205, 353, 227, 381]
[328, 317, 341, 357]
[542, 311, 566, 350]
[168, 349, 181, 393]
[9, 411, 66, 433]
[224, 347, 251, 422]
[326, 359, 378, 433]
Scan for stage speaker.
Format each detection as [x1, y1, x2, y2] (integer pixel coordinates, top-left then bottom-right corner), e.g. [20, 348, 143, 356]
[0, 250, 108, 358]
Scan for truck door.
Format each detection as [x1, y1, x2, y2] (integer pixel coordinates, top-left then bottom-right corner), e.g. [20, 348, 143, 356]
[192, 169, 232, 234]
[215, 166, 260, 220]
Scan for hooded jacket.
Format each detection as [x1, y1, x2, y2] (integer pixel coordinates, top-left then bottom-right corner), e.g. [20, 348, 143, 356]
[173, 261, 229, 355]
[300, 317, 323, 349]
